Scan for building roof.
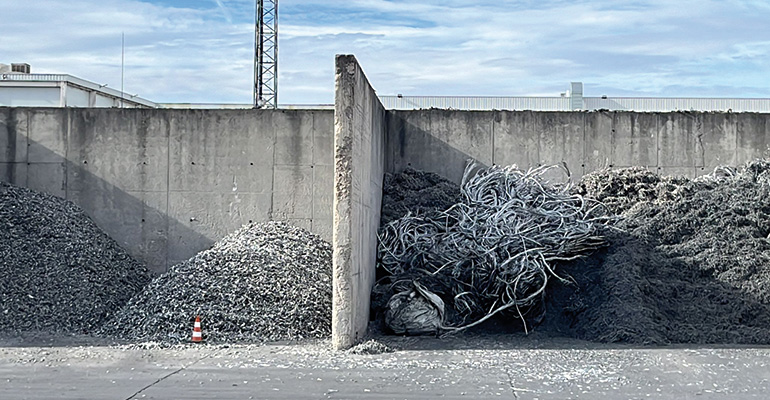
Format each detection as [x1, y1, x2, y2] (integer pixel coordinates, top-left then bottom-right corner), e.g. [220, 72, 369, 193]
[0, 73, 157, 108]
[380, 95, 770, 112]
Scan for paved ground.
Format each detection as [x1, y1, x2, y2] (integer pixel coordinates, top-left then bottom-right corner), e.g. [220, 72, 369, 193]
[1, 333, 769, 399]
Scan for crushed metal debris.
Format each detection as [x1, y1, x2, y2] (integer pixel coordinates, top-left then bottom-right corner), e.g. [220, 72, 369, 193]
[100, 221, 332, 344]
[0, 182, 151, 334]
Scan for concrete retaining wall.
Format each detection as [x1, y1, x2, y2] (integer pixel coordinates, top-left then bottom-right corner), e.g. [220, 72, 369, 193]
[387, 110, 770, 183]
[332, 55, 386, 350]
[0, 107, 334, 273]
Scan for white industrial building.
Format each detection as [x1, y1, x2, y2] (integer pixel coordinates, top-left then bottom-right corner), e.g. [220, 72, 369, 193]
[3, 63, 770, 112]
[0, 63, 156, 108]
[381, 82, 770, 112]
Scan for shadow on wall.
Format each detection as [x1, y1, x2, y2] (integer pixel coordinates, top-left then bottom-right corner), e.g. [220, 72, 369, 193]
[386, 110, 491, 184]
[387, 109, 770, 184]
[1, 134, 213, 274]
[1, 107, 337, 274]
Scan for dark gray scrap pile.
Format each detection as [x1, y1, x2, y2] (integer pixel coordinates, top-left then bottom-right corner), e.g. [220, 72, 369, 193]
[549, 161, 770, 344]
[575, 167, 689, 215]
[375, 163, 611, 334]
[100, 221, 332, 343]
[380, 168, 462, 225]
[0, 182, 151, 334]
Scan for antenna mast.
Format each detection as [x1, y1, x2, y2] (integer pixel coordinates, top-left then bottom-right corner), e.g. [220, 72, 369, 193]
[254, 0, 277, 109]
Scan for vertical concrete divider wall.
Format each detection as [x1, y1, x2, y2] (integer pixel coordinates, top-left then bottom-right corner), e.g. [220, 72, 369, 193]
[332, 55, 387, 349]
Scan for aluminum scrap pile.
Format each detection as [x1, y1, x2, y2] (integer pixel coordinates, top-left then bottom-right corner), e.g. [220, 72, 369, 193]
[375, 163, 611, 334]
[0, 182, 151, 334]
[100, 221, 332, 344]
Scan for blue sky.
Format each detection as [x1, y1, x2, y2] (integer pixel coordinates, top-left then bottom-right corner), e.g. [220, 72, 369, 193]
[3, 0, 770, 104]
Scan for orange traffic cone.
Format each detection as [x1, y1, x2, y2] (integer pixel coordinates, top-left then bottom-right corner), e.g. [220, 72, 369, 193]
[191, 316, 202, 343]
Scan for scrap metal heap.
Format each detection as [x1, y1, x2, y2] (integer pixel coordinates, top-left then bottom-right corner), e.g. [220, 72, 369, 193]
[0, 182, 151, 335]
[375, 163, 612, 335]
[100, 221, 332, 344]
[376, 160, 770, 345]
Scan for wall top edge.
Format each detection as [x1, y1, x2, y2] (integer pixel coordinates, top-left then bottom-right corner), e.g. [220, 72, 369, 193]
[387, 109, 770, 115]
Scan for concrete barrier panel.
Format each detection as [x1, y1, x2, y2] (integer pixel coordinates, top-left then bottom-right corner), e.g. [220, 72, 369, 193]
[28, 109, 67, 163]
[610, 112, 657, 168]
[387, 110, 492, 184]
[0, 109, 29, 187]
[272, 164, 314, 220]
[736, 113, 770, 162]
[67, 109, 169, 193]
[492, 111, 539, 170]
[536, 112, 585, 180]
[697, 112, 738, 170]
[313, 111, 335, 167]
[332, 55, 386, 349]
[658, 113, 697, 168]
[0, 108, 28, 164]
[583, 111, 613, 172]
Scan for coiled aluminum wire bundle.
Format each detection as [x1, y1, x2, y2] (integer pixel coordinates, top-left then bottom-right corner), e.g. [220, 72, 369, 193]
[375, 162, 611, 334]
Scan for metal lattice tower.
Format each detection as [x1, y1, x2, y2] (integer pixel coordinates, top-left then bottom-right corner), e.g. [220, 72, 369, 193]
[254, 0, 277, 108]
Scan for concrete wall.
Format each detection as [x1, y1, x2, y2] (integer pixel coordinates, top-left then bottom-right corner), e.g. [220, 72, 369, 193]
[0, 107, 334, 273]
[332, 55, 386, 350]
[387, 110, 770, 183]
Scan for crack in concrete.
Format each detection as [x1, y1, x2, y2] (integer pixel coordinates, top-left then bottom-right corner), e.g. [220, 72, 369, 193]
[504, 368, 519, 399]
[124, 351, 214, 400]
[505, 367, 537, 399]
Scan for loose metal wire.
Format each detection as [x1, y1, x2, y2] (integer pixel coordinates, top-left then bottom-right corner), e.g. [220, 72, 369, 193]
[376, 162, 612, 334]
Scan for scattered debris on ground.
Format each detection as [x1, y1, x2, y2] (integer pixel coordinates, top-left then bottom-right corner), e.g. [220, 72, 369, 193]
[0, 182, 151, 335]
[347, 339, 396, 355]
[375, 163, 611, 335]
[99, 221, 332, 344]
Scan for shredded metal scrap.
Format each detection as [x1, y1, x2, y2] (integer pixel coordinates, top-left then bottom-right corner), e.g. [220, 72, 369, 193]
[0, 182, 151, 334]
[100, 221, 332, 344]
[551, 160, 770, 344]
[375, 163, 610, 333]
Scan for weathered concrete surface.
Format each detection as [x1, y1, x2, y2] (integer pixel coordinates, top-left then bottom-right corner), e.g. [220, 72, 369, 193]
[0, 107, 334, 273]
[2, 336, 770, 399]
[387, 110, 493, 183]
[332, 55, 386, 350]
[388, 110, 770, 184]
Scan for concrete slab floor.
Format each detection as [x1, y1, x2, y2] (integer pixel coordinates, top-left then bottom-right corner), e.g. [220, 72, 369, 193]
[1, 333, 769, 399]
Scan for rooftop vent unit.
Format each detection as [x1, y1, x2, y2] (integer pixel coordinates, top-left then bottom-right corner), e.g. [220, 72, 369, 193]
[11, 63, 30, 74]
[570, 82, 583, 110]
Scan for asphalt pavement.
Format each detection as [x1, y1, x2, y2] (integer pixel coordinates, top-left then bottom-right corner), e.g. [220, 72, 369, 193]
[1, 333, 769, 399]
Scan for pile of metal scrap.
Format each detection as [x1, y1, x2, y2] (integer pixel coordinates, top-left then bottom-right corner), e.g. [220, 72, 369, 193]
[0, 182, 151, 335]
[375, 163, 611, 335]
[556, 160, 770, 344]
[99, 221, 332, 344]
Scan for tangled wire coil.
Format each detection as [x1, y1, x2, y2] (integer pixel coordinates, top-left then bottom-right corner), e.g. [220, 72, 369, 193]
[376, 162, 612, 333]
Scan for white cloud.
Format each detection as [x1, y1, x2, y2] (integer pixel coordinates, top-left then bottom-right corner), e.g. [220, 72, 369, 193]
[3, 0, 770, 104]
